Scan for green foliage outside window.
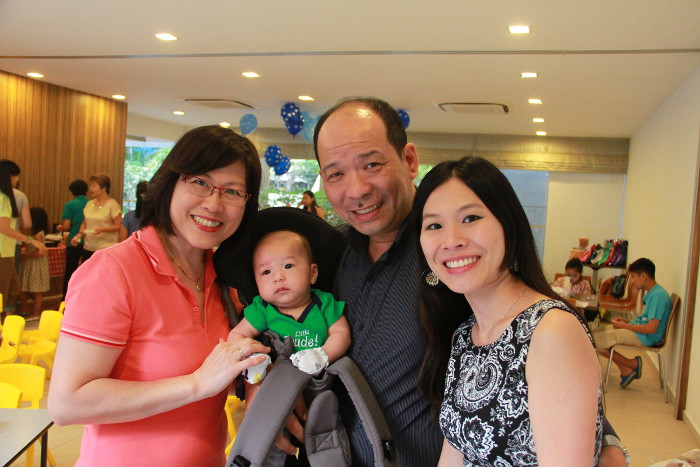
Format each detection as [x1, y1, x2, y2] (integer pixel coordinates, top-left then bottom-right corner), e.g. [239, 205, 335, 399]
[124, 147, 434, 228]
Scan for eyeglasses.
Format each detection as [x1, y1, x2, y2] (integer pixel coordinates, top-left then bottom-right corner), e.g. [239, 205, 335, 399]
[180, 175, 250, 206]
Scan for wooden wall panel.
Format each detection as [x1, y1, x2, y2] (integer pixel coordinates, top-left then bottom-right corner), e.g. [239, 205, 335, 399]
[0, 70, 127, 228]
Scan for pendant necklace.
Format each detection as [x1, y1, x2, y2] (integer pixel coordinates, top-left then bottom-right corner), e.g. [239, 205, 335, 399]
[475, 287, 527, 368]
[161, 236, 204, 293]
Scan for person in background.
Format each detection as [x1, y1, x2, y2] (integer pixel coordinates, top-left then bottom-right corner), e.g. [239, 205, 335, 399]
[49, 125, 269, 466]
[18, 207, 50, 319]
[0, 165, 46, 321]
[553, 257, 593, 296]
[414, 156, 602, 465]
[57, 179, 89, 299]
[592, 257, 672, 388]
[296, 190, 325, 219]
[122, 180, 148, 237]
[0, 159, 32, 273]
[71, 174, 121, 260]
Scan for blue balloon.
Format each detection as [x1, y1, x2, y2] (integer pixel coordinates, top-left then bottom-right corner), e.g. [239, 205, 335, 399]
[396, 109, 410, 129]
[280, 102, 301, 122]
[239, 114, 258, 135]
[274, 156, 291, 175]
[300, 112, 318, 142]
[285, 120, 303, 137]
[264, 145, 283, 167]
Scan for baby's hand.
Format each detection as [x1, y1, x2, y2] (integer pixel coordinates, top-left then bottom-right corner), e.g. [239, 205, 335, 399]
[243, 352, 272, 384]
[290, 348, 329, 376]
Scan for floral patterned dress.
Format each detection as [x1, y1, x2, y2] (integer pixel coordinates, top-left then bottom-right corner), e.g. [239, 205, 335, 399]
[439, 300, 603, 466]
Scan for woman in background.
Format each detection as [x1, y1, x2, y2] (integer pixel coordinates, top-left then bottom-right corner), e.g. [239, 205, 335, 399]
[49, 126, 269, 466]
[297, 190, 325, 219]
[71, 174, 121, 260]
[19, 207, 50, 318]
[122, 180, 148, 237]
[0, 166, 45, 320]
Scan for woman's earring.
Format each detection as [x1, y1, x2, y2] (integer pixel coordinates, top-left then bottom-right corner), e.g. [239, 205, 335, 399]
[509, 260, 520, 274]
[423, 269, 440, 287]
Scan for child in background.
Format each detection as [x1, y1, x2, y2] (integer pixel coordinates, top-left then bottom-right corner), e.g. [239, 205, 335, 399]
[19, 207, 50, 318]
[553, 257, 593, 297]
[229, 230, 351, 380]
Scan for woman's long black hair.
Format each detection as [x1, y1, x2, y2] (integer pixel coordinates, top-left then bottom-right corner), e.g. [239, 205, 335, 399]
[0, 166, 18, 218]
[413, 156, 563, 415]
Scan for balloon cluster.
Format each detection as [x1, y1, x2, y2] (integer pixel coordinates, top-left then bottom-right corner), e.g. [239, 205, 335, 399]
[280, 102, 304, 136]
[264, 145, 291, 176]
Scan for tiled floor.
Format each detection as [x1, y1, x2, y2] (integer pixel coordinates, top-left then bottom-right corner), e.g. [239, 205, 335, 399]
[9, 329, 699, 466]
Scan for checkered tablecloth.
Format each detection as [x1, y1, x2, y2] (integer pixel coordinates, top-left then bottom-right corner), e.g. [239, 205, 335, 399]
[47, 246, 66, 277]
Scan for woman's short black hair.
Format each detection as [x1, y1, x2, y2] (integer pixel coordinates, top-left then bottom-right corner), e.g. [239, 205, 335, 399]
[141, 125, 261, 241]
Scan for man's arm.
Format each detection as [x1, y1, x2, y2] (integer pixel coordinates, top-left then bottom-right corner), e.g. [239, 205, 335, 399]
[612, 317, 659, 334]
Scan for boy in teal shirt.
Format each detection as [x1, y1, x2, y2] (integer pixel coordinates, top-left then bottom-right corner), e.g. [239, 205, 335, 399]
[593, 257, 672, 387]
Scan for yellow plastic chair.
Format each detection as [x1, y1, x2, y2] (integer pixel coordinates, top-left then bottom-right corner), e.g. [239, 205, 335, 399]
[18, 310, 63, 376]
[58, 301, 65, 314]
[224, 395, 244, 456]
[22, 309, 63, 344]
[0, 363, 56, 465]
[0, 315, 25, 364]
[0, 380, 22, 408]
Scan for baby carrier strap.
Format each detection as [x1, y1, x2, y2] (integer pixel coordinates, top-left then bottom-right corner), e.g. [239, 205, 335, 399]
[326, 357, 398, 467]
[227, 357, 312, 467]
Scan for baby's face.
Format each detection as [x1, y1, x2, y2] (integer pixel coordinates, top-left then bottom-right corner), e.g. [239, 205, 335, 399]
[253, 233, 318, 313]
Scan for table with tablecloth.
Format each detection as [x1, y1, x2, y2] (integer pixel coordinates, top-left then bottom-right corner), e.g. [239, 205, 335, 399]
[47, 246, 66, 277]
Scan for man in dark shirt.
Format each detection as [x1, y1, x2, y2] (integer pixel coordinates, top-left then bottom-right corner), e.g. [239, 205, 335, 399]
[312, 96, 628, 466]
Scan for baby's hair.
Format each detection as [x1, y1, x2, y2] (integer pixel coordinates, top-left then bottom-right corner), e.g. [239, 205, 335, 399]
[254, 230, 314, 263]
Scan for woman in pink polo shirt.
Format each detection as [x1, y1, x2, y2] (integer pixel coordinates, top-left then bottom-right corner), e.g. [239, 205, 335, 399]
[49, 126, 269, 466]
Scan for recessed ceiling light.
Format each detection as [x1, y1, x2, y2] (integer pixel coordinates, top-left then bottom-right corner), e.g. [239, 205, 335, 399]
[533, 118, 544, 123]
[528, 98, 542, 104]
[27, 72, 44, 78]
[242, 71, 261, 78]
[155, 33, 178, 41]
[173, 111, 185, 115]
[536, 131, 547, 136]
[219, 122, 231, 128]
[509, 25, 530, 34]
[112, 94, 126, 100]
[521, 72, 538, 78]
[298, 96, 314, 101]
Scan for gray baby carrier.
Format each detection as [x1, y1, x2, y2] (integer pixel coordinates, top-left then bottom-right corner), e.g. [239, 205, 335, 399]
[214, 208, 398, 467]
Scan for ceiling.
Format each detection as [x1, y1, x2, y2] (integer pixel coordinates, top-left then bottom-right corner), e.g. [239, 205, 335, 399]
[1, 0, 699, 139]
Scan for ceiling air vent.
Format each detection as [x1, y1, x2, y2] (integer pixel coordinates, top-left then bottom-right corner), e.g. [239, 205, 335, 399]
[435, 103, 509, 115]
[183, 98, 254, 110]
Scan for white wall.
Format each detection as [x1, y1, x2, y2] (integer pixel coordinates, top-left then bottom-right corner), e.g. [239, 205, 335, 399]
[543, 173, 626, 288]
[625, 65, 700, 432]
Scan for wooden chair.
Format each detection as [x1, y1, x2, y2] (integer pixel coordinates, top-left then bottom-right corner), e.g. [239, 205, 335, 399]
[598, 274, 642, 318]
[604, 293, 680, 403]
